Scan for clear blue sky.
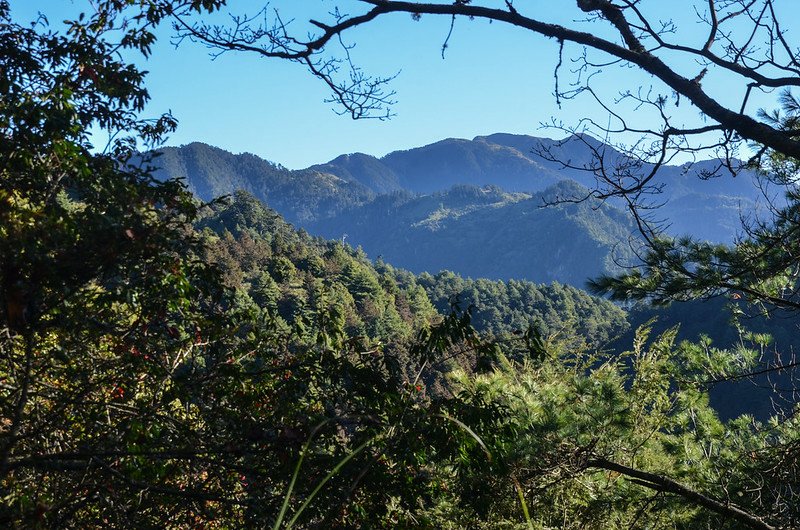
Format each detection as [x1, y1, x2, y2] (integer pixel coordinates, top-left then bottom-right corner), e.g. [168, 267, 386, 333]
[11, 1, 800, 168]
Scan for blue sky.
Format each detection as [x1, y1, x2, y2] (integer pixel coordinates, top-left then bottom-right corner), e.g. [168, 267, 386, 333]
[11, 1, 800, 168]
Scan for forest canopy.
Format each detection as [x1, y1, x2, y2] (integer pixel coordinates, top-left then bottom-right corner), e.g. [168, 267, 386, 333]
[1, 1, 799, 529]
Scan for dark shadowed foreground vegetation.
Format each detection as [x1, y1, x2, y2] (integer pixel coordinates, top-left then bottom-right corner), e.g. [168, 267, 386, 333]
[2, 1, 799, 529]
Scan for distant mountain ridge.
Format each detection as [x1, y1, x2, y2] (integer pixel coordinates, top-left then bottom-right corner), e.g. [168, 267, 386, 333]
[311, 137, 566, 194]
[312, 133, 759, 196]
[149, 133, 765, 286]
[310, 133, 762, 243]
[150, 142, 373, 224]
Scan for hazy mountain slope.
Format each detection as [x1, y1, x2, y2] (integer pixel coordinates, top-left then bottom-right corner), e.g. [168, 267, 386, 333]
[476, 132, 614, 188]
[153, 136, 766, 244]
[148, 142, 637, 287]
[476, 133, 765, 241]
[309, 181, 637, 287]
[150, 142, 373, 224]
[381, 137, 565, 193]
[309, 152, 404, 194]
[617, 298, 800, 421]
[309, 138, 566, 194]
[152, 135, 770, 291]
[480, 133, 761, 199]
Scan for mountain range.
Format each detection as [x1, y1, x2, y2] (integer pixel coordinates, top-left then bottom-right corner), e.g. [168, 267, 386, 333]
[311, 132, 764, 242]
[150, 133, 766, 286]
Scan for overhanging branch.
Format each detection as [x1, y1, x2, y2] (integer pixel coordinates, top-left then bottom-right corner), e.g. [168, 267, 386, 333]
[588, 457, 776, 530]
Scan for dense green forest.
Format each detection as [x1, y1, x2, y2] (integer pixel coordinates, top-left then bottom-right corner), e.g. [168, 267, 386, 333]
[202, 192, 800, 422]
[197, 190, 628, 343]
[196, 191, 630, 389]
[2, 1, 799, 529]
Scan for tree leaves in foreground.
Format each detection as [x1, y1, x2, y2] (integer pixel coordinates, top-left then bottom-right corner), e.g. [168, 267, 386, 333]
[1, 1, 798, 528]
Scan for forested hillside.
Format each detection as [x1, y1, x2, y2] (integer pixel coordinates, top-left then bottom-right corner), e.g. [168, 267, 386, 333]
[6, 2, 800, 528]
[199, 191, 629, 352]
[416, 270, 628, 347]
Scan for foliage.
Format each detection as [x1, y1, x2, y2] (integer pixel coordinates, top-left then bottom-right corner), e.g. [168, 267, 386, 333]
[198, 190, 440, 346]
[424, 325, 799, 529]
[3, 1, 799, 529]
[416, 269, 628, 349]
[620, 298, 800, 420]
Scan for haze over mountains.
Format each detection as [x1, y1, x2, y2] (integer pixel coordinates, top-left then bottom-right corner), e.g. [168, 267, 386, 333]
[151, 132, 764, 287]
[307, 181, 636, 286]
